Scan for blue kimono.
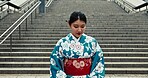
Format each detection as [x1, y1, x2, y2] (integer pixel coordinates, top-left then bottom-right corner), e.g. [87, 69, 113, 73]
[50, 33, 105, 78]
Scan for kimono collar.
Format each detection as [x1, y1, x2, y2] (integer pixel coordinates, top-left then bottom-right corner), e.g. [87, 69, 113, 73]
[69, 33, 83, 42]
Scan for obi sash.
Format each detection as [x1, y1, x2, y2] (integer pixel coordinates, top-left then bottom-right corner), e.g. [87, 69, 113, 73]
[64, 58, 92, 76]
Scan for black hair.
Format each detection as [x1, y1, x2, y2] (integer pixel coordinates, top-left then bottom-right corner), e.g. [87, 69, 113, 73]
[68, 11, 87, 25]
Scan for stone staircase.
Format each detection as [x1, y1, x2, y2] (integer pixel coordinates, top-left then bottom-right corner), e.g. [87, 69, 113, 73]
[0, 0, 148, 74]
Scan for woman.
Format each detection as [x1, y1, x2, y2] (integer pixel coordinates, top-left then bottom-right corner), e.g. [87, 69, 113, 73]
[50, 11, 105, 78]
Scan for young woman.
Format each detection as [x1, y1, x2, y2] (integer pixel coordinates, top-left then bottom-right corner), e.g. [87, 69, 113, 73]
[50, 11, 105, 78]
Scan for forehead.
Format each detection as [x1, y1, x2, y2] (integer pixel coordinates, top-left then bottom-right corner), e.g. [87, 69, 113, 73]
[72, 19, 86, 25]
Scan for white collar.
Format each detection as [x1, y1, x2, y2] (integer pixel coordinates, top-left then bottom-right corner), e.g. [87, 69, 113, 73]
[70, 33, 81, 42]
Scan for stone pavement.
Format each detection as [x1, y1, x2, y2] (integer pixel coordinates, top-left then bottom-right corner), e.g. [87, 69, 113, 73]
[0, 74, 148, 78]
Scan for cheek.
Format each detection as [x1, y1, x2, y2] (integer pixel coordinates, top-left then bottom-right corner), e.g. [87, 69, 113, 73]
[70, 27, 77, 32]
[82, 28, 86, 32]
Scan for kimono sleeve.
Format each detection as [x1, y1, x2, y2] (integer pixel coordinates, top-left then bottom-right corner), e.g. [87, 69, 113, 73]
[50, 40, 67, 78]
[87, 40, 105, 78]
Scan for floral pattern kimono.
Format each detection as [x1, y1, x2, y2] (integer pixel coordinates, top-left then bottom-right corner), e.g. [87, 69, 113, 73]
[50, 33, 105, 78]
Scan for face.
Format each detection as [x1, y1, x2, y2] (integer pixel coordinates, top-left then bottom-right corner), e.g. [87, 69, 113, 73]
[69, 19, 86, 38]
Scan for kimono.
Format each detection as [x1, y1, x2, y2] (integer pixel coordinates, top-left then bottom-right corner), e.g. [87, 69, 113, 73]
[50, 33, 105, 78]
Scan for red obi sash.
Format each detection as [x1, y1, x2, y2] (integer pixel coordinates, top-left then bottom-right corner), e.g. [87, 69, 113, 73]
[64, 58, 92, 76]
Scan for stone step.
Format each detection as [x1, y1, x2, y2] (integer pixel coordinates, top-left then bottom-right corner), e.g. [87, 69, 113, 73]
[1, 44, 148, 48]
[105, 52, 148, 57]
[0, 56, 147, 62]
[0, 67, 147, 74]
[0, 52, 51, 56]
[0, 51, 148, 57]
[1, 27, 147, 31]
[106, 62, 148, 68]
[106, 68, 148, 74]
[2, 40, 148, 44]
[105, 57, 148, 62]
[0, 62, 148, 68]
[26, 23, 147, 27]
[1, 36, 148, 41]
[33, 29, 148, 32]
[1, 23, 148, 27]
[0, 47, 148, 52]
[0, 31, 147, 35]
[0, 68, 49, 74]
[1, 34, 148, 38]
[0, 56, 49, 62]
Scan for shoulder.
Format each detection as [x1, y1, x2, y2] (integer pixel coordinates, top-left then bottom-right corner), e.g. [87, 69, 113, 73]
[55, 35, 69, 46]
[83, 34, 97, 42]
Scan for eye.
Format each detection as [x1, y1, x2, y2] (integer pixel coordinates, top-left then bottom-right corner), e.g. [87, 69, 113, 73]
[81, 25, 85, 28]
[73, 25, 79, 28]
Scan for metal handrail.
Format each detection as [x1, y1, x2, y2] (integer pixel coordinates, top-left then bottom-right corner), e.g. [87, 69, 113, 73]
[114, 0, 148, 13]
[45, 0, 53, 7]
[114, 0, 136, 13]
[19, 0, 31, 8]
[0, 1, 8, 11]
[19, 0, 38, 12]
[0, 1, 41, 51]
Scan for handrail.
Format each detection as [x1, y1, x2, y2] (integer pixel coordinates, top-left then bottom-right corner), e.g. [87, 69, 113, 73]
[114, 0, 148, 13]
[19, 0, 31, 8]
[116, 0, 135, 8]
[19, 0, 38, 11]
[0, 1, 41, 45]
[7, 2, 21, 9]
[0, 1, 21, 10]
[123, 0, 135, 8]
[45, 0, 53, 7]
[0, 1, 8, 7]
[134, 2, 148, 10]
[0, 1, 8, 11]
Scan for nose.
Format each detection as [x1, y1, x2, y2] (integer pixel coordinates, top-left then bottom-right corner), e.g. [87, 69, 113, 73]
[78, 27, 82, 32]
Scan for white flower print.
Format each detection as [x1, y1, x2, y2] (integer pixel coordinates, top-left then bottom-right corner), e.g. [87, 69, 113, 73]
[53, 51, 59, 58]
[73, 60, 77, 67]
[96, 62, 104, 73]
[56, 39, 63, 46]
[61, 41, 69, 51]
[70, 40, 76, 49]
[89, 72, 96, 77]
[84, 52, 90, 57]
[73, 60, 85, 69]
[56, 70, 67, 78]
[86, 46, 89, 51]
[69, 50, 75, 57]
[92, 76, 98, 78]
[50, 58, 56, 65]
[85, 36, 93, 43]
[98, 52, 103, 58]
[96, 43, 101, 52]
[92, 42, 96, 50]
[76, 44, 82, 52]
[80, 61, 85, 67]
[70, 43, 76, 50]
[65, 36, 69, 41]
[75, 62, 81, 68]
[75, 42, 84, 52]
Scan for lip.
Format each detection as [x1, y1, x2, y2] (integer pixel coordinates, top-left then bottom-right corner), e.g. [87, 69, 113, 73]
[77, 33, 81, 35]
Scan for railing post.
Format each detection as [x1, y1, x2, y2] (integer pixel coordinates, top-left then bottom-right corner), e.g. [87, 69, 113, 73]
[35, 9, 37, 19]
[0, 6, 2, 11]
[31, 13, 33, 24]
[26, 18, 28, 31]
[10, 34, 12, 52]
[19, 25, 21, 39]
